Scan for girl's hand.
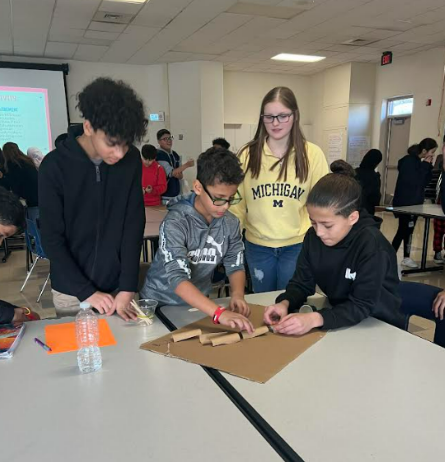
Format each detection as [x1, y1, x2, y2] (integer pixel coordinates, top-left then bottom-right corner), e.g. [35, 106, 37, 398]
[264, 302, 288, 325]
[273, 312, 324, 336]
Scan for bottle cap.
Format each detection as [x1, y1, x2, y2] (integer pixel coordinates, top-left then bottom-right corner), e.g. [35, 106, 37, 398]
[79, 302, 91, 310]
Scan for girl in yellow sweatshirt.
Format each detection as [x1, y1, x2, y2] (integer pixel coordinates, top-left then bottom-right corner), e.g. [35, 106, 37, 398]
[231, 86, 328, 293]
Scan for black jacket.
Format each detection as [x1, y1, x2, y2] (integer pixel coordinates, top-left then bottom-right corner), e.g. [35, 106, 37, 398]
[157, 149, 181, 198]
[39, 126, 145, 302]
[0, 161, 38, 207]
[276, 212, 405, 330]
[355, 167, 381, 215]
[393, 153, 433, 207]
[0, 299, 16, 324]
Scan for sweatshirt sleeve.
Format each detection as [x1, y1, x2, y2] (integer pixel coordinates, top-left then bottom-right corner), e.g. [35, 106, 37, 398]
[275, 236, 316, 311]
[39, 158, 97, 301]
[420, 160, 433, 187]
[157, 218, 192, 290]
[318, 249, 391, 330]
[0, 299, 16, 324]
[222, 217, 245, 276]
[309, 143, 329, 188]
[118, 159, 145, 292]
[229, 150, 247, 230]
[442, 175, 445, 214]
[153, 164, 167, 196]
[368, 173, 382, 208]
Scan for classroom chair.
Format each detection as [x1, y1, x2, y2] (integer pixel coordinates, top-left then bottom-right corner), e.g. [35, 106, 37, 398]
[21, 218, 50, 302]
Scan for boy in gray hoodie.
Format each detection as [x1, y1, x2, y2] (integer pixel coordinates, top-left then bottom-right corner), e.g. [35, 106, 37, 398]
[141, 147, 253, 333]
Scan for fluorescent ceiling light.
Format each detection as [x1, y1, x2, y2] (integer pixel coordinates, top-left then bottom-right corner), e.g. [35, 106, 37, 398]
[271, 53, 325, 63]
[109, 0, 148, 3]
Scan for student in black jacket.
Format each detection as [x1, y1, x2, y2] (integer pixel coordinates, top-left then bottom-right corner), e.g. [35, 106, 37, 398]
[0, 187, 40, 324]
[392, 138, 437, 268]
[355, 149, 382, 215]
[0, 142, 39, 221]
[264, 164, 406, 335]
[39, 78, 147, 320]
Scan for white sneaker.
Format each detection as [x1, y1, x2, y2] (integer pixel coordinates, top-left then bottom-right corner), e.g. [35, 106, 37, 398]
[434, 252, 444, 264]
[401, 257, 418, 268]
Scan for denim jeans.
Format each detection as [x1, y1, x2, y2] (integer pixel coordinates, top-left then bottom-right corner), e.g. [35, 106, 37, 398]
[399, 281, 445, 347]
[244, 240, 302, 293]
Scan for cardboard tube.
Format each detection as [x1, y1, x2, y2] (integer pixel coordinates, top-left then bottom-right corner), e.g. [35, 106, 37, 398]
[211, 333, 241, 347]
[172, 329, 202, 343]
[241, 325, 269, 340]
[199, 332, 227, 345]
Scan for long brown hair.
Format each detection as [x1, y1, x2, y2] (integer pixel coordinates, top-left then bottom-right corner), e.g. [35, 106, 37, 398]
[2, 142, 36, 172]
[242, 87, 308, 182]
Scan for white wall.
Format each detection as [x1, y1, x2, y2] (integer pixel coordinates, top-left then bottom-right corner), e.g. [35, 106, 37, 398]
[200, 62, 224, 151]
[66, 60, 169, 145]
[310, 64, 351, 161]
[347, 63, 376, 167]
[168, 61, 225, 187]
[223, 71, 311, 126]
[372, 47, 445, 151]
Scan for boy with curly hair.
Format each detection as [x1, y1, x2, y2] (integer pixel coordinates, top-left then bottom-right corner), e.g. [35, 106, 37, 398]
[39, 78, 147, 321]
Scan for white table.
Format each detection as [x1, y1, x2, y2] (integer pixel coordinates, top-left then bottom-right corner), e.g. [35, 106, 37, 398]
[387, 204, 445, 275]
[0, 315, 280, 462]
[158, 292, 445, 462]
[142, 206, 167, 261]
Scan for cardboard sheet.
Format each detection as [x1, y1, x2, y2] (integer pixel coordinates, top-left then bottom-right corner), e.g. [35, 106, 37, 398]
[140, 304, 326, 383]
[44, 319, 117, 354]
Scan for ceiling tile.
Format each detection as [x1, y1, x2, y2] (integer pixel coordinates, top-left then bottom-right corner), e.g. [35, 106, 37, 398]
[132, 0, 194, 28]
[89, 21, 127, 32]
[84, 30, 121, 40]
[73, 44, 109, 61]
[45, 41, 78, 58]
[99, 0, 144, 15]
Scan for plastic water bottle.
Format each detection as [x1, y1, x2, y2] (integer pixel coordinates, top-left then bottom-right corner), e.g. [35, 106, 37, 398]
[76, 302, 102, 373]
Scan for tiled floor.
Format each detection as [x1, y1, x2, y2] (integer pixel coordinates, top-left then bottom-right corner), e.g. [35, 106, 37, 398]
[1, 212, 443, 342]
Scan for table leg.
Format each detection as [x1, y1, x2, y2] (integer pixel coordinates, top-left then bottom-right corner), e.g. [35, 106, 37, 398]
[142, 239, 148, 263]
[402, 216, 443, 275]
[420, 217, 430, 269]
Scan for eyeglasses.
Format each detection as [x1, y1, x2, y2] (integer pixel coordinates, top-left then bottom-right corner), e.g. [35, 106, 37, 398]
[201, 183, 242, 206]
[261, 113, 294, 124]
[160, 136, 174, 142]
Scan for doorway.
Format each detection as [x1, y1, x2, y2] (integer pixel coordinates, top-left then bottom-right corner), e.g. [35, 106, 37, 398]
[382, 97, 414, 204]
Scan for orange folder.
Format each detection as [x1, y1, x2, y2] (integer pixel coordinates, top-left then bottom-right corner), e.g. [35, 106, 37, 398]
[44, 319, 117, 354]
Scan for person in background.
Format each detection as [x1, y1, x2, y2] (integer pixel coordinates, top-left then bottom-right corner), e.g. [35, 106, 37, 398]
[27, 147, 44, 169]
[0, 187, 40, 324]
[141, 147, 253, 333]
[156, 129, 194, 204]
[355, 149, 383, 215]
[39, 77, 147, 320]
[392, 138, 437, 269]
[231, 86, 329, 293]
[212, 137, 231, 150]
[264, 164, 405, 336]
[0, 142, 39, 222]
[330, 159, 355, 176]
[141, 144, 167, 206]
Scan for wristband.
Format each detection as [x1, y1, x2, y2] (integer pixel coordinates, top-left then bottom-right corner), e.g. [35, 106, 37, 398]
[212, 306, 226, 324]
[23, 307, 38, 321]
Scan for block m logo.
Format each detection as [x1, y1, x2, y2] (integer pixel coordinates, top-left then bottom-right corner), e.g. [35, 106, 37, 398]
[273, 199, 283, 208]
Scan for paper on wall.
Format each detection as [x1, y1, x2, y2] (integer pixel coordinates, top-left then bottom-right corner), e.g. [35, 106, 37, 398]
[348, 136, 370, 168]
[327, 132, 343, 165]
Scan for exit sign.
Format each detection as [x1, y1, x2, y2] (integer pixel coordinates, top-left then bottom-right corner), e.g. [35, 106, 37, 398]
[381, 51, 392, 66]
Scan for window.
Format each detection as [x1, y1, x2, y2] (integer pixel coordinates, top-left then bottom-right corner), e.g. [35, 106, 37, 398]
[388, 97, 414, 116]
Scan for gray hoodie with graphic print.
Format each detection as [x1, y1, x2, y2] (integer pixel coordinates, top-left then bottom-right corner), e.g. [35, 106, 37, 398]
[140, 193, 245, 306]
